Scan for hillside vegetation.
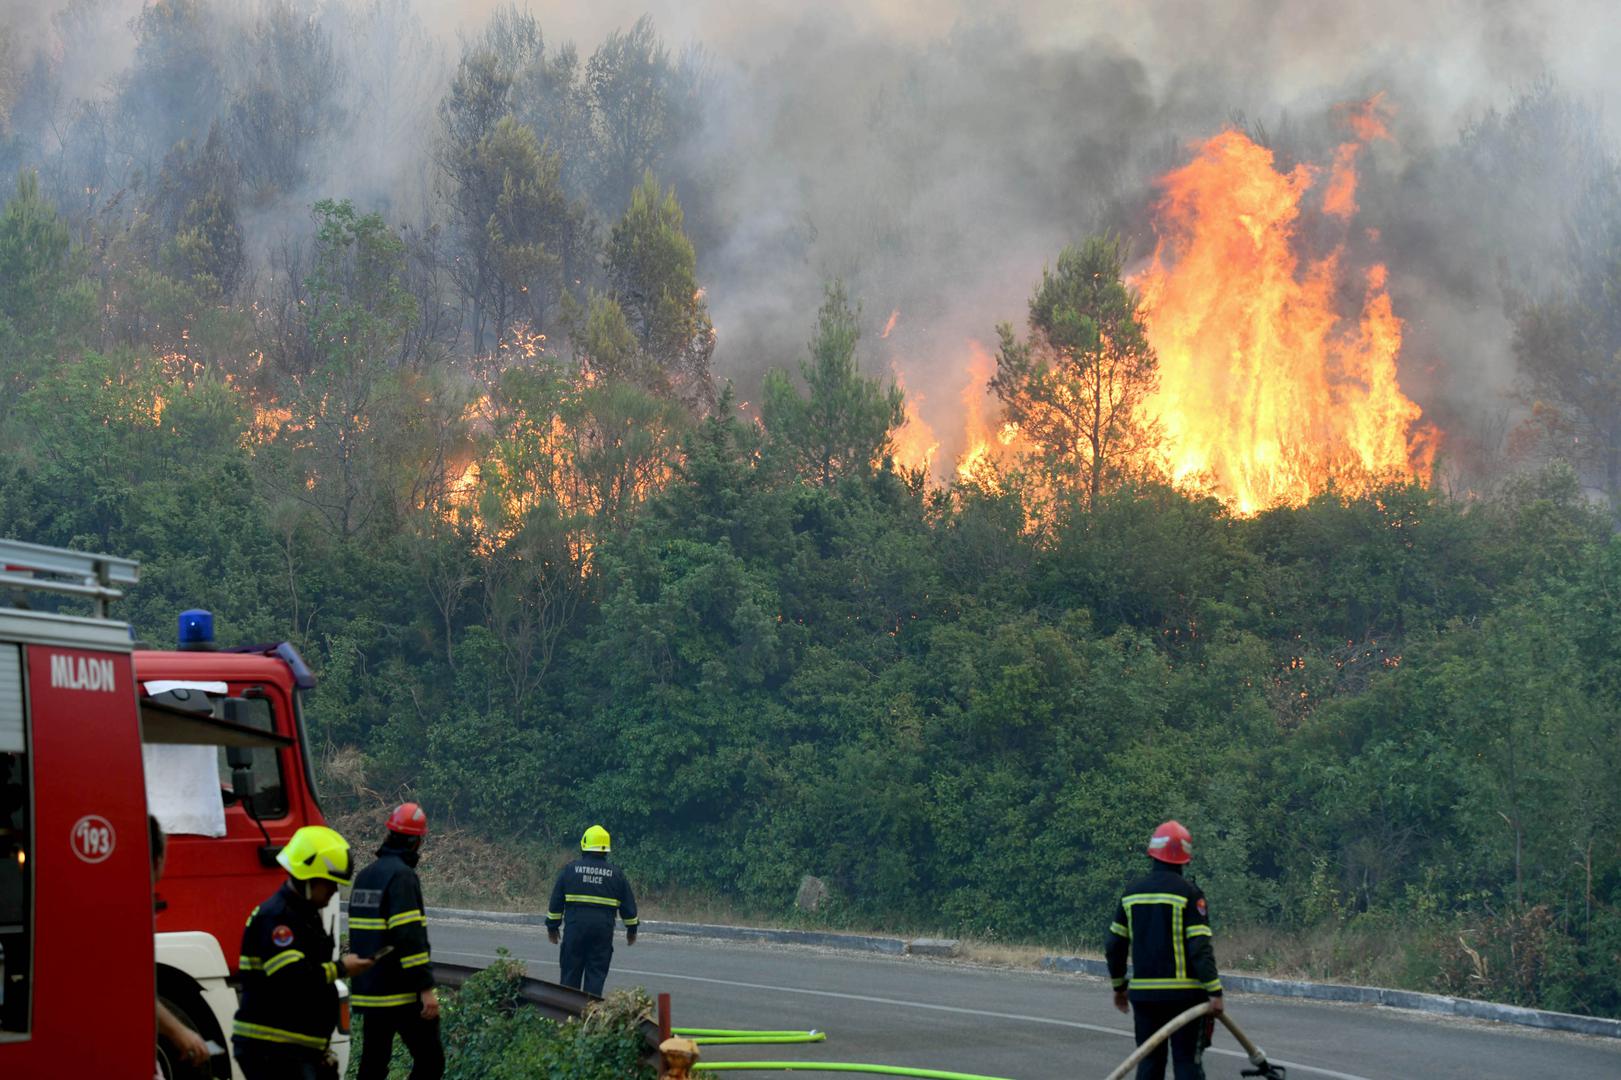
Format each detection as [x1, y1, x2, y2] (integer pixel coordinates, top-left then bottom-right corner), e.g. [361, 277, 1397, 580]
[1, 2, 1618, 1019]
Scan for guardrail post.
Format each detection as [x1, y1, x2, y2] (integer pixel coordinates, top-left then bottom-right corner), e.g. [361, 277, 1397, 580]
[659, 992, 672, 1042]
[659, 1037, 699, 1079]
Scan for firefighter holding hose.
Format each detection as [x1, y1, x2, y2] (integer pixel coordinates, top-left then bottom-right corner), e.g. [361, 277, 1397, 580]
[546, 825, 638, 995]
[1105, 820, 1223, 1080]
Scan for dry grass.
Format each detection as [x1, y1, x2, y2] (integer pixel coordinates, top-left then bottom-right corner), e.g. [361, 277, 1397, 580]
[316, 769, 1425, 991]
[955, 939, 1057, 970]
[324, 803, 560, 910]
[1217, 921, 1419, 986]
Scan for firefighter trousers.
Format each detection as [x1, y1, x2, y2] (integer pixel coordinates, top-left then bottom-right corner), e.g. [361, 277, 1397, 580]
[232, 1040, 334, 1080]
[559, 917, 615, 996]
[357, 1005, 444, 1080]
[1130, 999, 1208, 1080]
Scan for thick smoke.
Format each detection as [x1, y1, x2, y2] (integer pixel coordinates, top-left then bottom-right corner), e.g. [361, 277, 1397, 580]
[3, 0, 1618, 482]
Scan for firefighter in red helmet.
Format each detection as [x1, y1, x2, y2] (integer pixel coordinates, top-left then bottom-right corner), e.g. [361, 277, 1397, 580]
[1105, 820, 1223, 1080]
[350, 803, 443, 1080]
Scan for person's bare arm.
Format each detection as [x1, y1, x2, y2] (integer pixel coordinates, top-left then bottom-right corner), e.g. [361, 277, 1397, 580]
[156, 1000, 210, 1067]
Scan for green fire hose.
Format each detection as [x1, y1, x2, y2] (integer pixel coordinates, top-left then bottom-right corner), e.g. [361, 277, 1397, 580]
[677, 1007, 1281, 1079]
[674, 1028, 828, 1045]
[694, 1065, 1015, 1079]
[676, 1027, 1013, 1078]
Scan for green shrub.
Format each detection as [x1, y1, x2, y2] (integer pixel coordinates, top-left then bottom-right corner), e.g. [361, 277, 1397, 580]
[351, 957, 653, 1080]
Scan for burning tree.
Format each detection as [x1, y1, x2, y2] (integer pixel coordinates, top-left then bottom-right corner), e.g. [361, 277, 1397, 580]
[991, 235, 1160, 506]
[762, 279, 905, 487]
[255, 199, 430, 540]
[604, 171, 716, 409]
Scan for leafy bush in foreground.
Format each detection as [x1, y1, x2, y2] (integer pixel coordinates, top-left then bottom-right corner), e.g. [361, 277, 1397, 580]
[352, 957, 653, 1080]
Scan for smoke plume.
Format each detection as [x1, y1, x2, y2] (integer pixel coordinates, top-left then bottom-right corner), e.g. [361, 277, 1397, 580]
[3, 0, 1618, 483]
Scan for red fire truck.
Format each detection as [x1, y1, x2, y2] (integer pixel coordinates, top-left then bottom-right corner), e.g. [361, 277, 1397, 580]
[0, 539, 349, 1079]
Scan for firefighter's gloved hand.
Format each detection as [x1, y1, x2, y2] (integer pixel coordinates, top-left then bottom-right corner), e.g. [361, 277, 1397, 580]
[626, 928, 637, 945]
[1208, 994, 1225, 1015]
[341, 952, 376, 977]
[420, 988, 440, 1021]
[1113, 990, 1129, 1014]
[548, 928, 561, 945]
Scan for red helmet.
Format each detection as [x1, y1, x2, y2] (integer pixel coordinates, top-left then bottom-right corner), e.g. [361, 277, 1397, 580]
[387, 802, 429, 837]
[1147, 820, 1192, 864]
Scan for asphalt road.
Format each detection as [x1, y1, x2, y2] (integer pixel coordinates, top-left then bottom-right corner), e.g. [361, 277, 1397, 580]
[433, 921, 1621, 1079]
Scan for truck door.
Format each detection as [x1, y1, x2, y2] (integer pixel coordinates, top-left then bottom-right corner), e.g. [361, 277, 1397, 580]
[0, 628, 154, 1077]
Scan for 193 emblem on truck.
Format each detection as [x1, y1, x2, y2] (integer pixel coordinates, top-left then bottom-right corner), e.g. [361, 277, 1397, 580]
[71, 814, 116, 863]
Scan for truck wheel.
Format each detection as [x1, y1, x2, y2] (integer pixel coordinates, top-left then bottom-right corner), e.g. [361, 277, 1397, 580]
[157, 980, 229, 1080]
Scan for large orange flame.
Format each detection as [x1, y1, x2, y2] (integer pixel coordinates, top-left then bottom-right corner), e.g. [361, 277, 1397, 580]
[890, 366, 940, 473]
[955, 341, 1004, 483]
[1135, 99, 1433, 513]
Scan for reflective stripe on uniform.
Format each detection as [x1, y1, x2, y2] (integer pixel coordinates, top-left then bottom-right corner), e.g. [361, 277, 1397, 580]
[1111, 977, 1128, 989]
[546, 911, 563, 921]
[386, 909, 426, 928]
[1127, 977, 1206, 990]
[349, 916, 386, 930]
[1185, 924, 1212, 938]
[623, 916, 638, 926]
[239, 955, 264, 971]
[1202, 979, 1223, 993]
[1109, 921, 1131, 939]
[1173, 904, 1185, 980]
[352, 992, 419, 1008]
[263, 950, 305, 976]
[1123, 893, 1190, 985]
[565, 894, 620, 907]
[233, 1020, 328, 1050]
[322, 961, 338, 983]
[399, 951, 431, 969]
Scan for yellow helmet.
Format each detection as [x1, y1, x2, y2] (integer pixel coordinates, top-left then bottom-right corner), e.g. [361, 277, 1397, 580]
[581, 825, 611, 853]
[277, 825, 354, 884]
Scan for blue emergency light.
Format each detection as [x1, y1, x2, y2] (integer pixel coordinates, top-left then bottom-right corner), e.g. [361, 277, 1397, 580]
[178, 608, 215, 649]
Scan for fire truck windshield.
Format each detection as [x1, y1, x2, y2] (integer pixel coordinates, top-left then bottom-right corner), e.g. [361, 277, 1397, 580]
[145, 686, 289, 822]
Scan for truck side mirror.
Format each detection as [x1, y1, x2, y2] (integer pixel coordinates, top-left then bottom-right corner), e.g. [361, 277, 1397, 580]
[220, 700, 262, 808]
[231, 758, 261, 809]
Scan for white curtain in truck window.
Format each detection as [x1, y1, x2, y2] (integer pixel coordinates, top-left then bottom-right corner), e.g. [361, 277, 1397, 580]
[143, 744, 227, 837]
[0, 646, 21, 754]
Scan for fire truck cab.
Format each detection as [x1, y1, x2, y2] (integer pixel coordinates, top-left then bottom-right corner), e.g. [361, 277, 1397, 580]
[0, 540, 350, 1079]
[141, 625, 351, 1079]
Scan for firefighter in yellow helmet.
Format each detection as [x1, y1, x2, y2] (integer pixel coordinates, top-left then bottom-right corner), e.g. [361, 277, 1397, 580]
[233, 826, 375, 1080]
[545, 825, 639, 995]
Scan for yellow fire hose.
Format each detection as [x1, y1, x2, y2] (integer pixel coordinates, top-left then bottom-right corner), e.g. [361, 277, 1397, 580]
[1103, 1002, 1284, 1080]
